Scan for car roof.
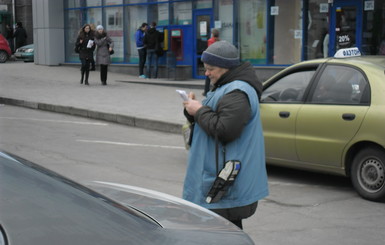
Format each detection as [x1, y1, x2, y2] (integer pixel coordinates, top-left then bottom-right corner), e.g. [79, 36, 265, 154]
[265, 55, 385, 84]
[327, 55, 385, 70]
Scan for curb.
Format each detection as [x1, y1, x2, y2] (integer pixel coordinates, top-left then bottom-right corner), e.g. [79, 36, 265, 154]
[0, 97, 183, 134]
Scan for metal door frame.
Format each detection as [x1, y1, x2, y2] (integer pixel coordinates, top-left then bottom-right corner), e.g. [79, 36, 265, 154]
[192, 9, 213, 79]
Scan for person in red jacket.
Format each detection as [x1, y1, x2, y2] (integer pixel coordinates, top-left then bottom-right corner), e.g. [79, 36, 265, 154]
[203, 29, 220, 96]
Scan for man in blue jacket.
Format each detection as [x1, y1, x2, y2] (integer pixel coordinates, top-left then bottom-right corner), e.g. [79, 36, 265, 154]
[182, 41, 269, 229]
[135, 23, 148, 78]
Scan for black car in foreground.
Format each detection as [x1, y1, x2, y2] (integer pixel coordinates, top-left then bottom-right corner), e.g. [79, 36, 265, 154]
[0, 151, 254, 245]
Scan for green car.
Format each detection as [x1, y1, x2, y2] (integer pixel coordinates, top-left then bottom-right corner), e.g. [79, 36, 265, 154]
[260, 48, 385, 202]
[14, 44, 34, 62]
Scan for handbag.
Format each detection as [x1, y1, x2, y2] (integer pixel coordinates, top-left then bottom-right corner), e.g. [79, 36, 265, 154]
[182, 121, 193, 150]
[74, 44, 80, 53]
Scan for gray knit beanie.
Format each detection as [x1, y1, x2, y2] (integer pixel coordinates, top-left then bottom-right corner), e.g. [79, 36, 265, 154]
[201, 41, 240, 68]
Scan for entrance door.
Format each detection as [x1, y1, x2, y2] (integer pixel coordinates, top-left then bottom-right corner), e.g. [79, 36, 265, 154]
[193, 9, 213, 79]
[329, 0, 362, 56]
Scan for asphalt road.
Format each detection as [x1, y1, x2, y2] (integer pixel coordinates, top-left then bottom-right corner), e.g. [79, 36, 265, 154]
[1, 105, 384, 245]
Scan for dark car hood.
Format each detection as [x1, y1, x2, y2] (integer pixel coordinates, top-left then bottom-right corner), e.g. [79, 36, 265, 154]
[1, 151, 254, 245]
[87, 181, 242, 232]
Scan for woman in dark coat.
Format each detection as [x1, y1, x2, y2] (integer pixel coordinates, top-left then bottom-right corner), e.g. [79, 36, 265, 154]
[94, 25, 114, 85]
[75, 24, 95, 85]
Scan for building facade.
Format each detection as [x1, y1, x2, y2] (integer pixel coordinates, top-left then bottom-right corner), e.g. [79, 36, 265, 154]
[3, 0, 385, 80]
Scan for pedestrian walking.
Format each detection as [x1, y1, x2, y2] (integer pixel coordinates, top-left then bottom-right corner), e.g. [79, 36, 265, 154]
[203, 28, 220, 96]
[94, 25, 114, 86]
[182, 41, 268, 230]
[13, 22, 27, 50]
[143, 22, 163, 79]
[135, 23, 148, 78]
[75, 24, 95, 85]
[5, 24, 14, 53]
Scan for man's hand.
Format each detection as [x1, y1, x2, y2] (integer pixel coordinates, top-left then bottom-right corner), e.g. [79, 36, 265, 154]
[183, 92, 202, 116]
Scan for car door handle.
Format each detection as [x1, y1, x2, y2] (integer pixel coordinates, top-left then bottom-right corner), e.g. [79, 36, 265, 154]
[279, 111, 290, 118]
[342, 113, 356, 121]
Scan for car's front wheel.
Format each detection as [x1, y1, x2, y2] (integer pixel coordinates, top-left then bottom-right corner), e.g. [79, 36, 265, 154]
[0, 50, 8, 63]
[351, 147, 385, 202]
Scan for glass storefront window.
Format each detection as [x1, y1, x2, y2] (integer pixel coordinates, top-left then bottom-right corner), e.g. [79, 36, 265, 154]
[87, 0, 102, 7]
[306, 0, 329, 59]
[65, 1, 81, 8]
[148, 3, 169, 25]
[158, 3, 169, 26]
[65, 9, 83, 62]
[217, 0, 233, 43]
[172, 1, 192, 25]
[125, 4, 147, 62]
[105, 7, 124, 62]
[105, 0, 123, 5]
[362, 0, 385, 55]
[195, 0, 212, 9]
[125, 0, 147, 3]
[86, 7, 102, 27]
[239, 0, 267, 64]
[271, 0, 302, 64]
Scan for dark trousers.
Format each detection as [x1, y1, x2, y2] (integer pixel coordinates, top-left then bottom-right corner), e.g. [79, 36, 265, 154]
[80, 58, 90, 84]
[90, 57, 95, 70]
[210, 201, 258, 230]
[80, 58, 90, 72]
[100, 64, 108, 85]
[138, 48, 147, 76]
[146, 49, 159, 78]
[7, 38, 14, 53]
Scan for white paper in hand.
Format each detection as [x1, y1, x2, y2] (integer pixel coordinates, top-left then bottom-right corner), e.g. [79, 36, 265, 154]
[87, 40, 94, 48]
[176, 90, 189, 101]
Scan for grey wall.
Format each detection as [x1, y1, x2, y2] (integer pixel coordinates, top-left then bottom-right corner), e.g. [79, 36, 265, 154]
[32, 0, 64, 65]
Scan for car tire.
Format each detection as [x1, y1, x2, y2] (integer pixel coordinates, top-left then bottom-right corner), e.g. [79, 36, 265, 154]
[0, 50, 8, 63]
[351, 147, 385, 202]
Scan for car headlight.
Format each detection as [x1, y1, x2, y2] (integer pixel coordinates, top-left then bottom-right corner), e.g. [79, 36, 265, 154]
[25, 49, 34, 53]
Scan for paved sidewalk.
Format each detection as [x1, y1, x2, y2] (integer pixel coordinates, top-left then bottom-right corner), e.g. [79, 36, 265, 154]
[0, 62, 205, 133]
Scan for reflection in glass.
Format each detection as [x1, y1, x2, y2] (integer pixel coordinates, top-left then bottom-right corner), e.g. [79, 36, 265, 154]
[239, 0, 266, 64]
[105, 7, 124, 62]
[65, 9, 83, 62]
[125, 5, 147, 63]
[172, 2, 192, 25]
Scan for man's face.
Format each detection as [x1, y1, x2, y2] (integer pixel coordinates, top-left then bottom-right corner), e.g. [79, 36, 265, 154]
[204, 64, 229, 84]
[141, 25, 148, 31]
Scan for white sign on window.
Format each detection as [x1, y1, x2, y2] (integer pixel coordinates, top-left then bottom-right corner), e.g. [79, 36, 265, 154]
[200, 21, 207, 36]
[215, 21, 222, 29]
[271, 6, 279, 16]
[294, 30, 302, 39]
[364, 1, 374, 11]
[320, 3, 329, 13]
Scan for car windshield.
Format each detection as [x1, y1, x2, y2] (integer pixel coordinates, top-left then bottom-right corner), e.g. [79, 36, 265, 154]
[262, 70, 316, 102]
